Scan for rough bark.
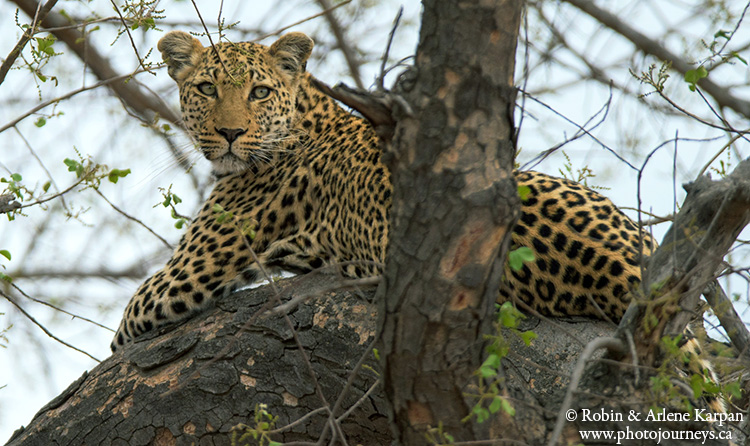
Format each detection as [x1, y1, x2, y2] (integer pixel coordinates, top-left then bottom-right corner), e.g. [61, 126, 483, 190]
[5, 274, 388, 446]
[5, 274, 746, 445]
[4, 270, 633, 446]
[376, 0, 523, 443]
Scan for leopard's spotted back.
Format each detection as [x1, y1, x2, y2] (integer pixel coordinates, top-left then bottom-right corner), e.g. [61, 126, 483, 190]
[503, 171, 654, 321]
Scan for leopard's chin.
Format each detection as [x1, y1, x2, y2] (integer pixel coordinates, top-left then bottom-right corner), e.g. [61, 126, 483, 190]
[210, 153, 254, 176]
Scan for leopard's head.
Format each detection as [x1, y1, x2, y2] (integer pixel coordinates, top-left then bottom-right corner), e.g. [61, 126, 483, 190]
[158, 31, 314, 175]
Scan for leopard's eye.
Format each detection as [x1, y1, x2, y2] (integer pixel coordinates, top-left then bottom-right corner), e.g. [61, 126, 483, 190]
[197, 82, 217, 96]
[251, 86, 272, 100]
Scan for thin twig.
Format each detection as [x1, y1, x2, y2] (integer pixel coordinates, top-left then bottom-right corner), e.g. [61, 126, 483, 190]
[547, 337, 626, 446]
[696, 133, 745, 179]
[11, 282, 114, 332]
[562, 0, 750, 119]
[93, 188, 172, 250]
[12, 176, 86, 211]
[267, 407, 329, 435]
[375, 7, 403, 91]
[0, 68, 156, 135]
[253, 0, 353, 42]
[189, 0, 234, 82]
[109, 0, 153, 74]
[315, 0, 363, 89]
[0, 288, 101, 362]
[13, 126, 69, 212]
[335, 378, 380, 422]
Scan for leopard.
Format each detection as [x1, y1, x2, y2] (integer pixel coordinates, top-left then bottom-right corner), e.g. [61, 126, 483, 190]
[110, 31, 724, 412]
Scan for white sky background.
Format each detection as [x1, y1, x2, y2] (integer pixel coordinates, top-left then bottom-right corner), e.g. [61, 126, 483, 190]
[1, 0, 749, 439]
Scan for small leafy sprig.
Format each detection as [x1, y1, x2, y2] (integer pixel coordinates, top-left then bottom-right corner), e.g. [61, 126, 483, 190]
[465, 302, 537, 424]
[630, 62, 671, 95]
[231, 403, 280, 446]
[63, 155, 131, 189]
[155, 185, 190, 229]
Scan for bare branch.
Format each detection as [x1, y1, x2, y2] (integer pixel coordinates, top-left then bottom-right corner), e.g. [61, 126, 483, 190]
[0, 288, 100, 362]
[703, 280, 750, 357]
[0, 69, 151, 135]
[11, 282, 114, 333]
[548, 337, 626, 446]
[93, 188, 173, 250]
[253, 0, 352, 42]
[562, 0, 750, 119]
[315, 0, 364, 89]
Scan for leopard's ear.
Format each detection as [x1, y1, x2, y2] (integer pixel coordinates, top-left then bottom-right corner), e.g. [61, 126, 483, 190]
[158, 31, 205, 82]
[268, 32, 314, 76]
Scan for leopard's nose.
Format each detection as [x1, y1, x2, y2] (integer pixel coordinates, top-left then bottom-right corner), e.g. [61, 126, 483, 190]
[215, 127, 247, 143]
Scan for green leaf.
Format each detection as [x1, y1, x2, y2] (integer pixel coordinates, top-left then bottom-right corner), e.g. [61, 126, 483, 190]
[684, 66, 708, 90]
[472, 405, 490, 423]
[489, 396, 503, 414]
[216, 211, 233, 224]
[34, 117, 46, 127]
[0, 272, 12, 283]
[63, 158, 83, 177]
[714, 29, 731, 40]
[36, 36, 56, 55]
[372, 348, 380, 360]
[212, 203, 225, 213]
[726, 381, 742, 399]
[517, 185, 531, 201]
[731, 52, 748, 65]
[508, 246, 534, 271]
[175, 220, 185, 229]
[0, 250, 11, 261]
[520, 330, 537, 346]
[690, 374, 705, 398]
[172, 193, 182, 204]
[481, 353, 501, 370]
[498, 301, 523, 328]
[107, 168, 131, 184]
[478, 364, 496, 378]
[500, 397, 515, 416]
[42, 181, 51, 193]
[10, 173, 22, 182]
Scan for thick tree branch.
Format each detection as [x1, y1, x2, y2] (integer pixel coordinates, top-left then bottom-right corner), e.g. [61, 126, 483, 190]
[563, 0, 750, 120]
[614, 158, 750, 360]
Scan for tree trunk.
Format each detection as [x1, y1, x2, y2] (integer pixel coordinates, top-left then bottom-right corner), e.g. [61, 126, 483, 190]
[377, 0, 523, 442]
